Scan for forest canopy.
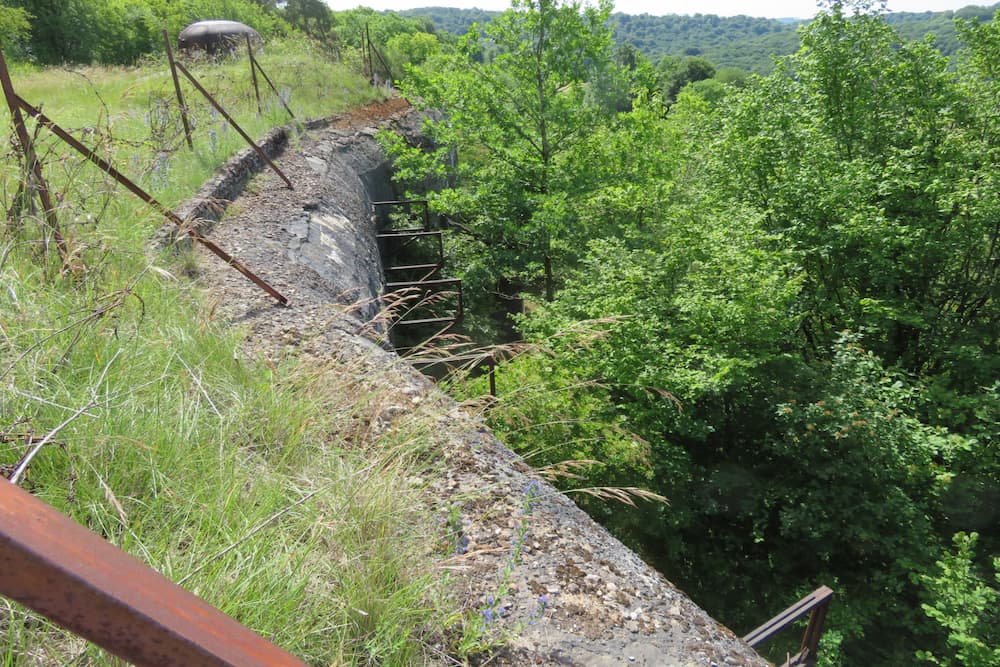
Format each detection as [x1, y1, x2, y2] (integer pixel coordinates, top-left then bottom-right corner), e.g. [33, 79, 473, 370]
[384, 1, 1000, 665]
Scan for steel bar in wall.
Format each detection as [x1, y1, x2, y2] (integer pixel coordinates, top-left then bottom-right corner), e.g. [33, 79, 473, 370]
[172, 61, 294, 189]
[13, 95, 288, 305]
[743, 586, 834, 667]
[0, 48, 68, 263]
[163, 31, 194, 150]
[0, 479, 309, 667]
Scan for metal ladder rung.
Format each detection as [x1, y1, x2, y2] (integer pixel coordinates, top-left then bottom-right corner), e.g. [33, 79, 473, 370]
[377, 230, 442, 239]
[393, 316, 458, 326]
[386, 278, 461, 289]
[384, 263, 442, 272]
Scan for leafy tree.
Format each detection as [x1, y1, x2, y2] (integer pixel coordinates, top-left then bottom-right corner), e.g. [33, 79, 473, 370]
[713, 2, 1000, 398]
[392, 0, 617, 304]
[919, 533, 1000, 667]
[8, 0, 99, 63]
[658, 54, 715, 101]
[449, 4, 999, 665]
[385, 30, 440, 69]
[0, 1, 30, 55]
[283, 0, 332, 40]
[5, 0, 287, 65]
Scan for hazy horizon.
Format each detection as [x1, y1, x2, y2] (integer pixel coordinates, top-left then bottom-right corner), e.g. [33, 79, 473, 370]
[322, 0, 996, 20]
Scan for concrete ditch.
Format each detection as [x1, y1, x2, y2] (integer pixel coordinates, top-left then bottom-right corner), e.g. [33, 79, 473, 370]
[171, 98, 772, 667]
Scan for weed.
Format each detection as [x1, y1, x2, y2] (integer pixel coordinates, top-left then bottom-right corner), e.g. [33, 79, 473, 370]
[455, 479, 551, 660]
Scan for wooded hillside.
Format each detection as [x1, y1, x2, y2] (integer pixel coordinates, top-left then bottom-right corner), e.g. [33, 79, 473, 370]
[383, 1, 1000, 665]
[403, 2, 1000, 71]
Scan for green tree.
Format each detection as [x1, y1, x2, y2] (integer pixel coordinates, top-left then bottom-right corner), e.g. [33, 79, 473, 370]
[713, 3, 1000, 398]
[466, 4, 999, 665]
[659, 55, 716, 101]
[6, 0, 286, 64]
[393, 0, 616, 303]
[283, 0, 332, 40]
[0, 1, 30, 55]
[920, 533, 1000, 667]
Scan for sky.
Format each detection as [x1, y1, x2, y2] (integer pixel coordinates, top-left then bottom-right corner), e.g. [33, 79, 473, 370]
[321, 0, 991, 19]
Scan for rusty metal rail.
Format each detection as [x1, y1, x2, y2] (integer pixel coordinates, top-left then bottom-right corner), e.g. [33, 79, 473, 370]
[172, 60, 293, 190]
[0, 479, 308, 667]
[11, 95, 289, 306]
[409, 351, 498, 396]
[0, 46, 288, 305]
[246, 35, 295, 121]
[0, 48, 68, 263]
[743, 585, 834, 667]
[163, 31, 194, 149]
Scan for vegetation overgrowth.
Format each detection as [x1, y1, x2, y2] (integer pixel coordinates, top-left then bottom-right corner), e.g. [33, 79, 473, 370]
[382, 0, 1000, 665]
[0, 23, 479, 666]
[4, 0, 1000, 666]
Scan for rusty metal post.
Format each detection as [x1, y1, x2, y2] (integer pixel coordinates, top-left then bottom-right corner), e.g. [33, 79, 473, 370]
[0, 47, 68, 263]
[797, 592, 832, 665]
[743, 586, 834, 667]
[173, 61, 293, 190]
[371, 44, 394, 87]
[247, 35, 262, 115]
[250, 53, 295, 121]
[488, 353, 496, 397]
[0, 479, 309, 667]
[365, 24, 375, 85]
[14, 95, 288, 306]
[163, 31, 194, 151]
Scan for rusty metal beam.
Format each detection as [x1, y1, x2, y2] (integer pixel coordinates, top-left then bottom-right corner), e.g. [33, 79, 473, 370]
[12, 95, 288, 306]
[247, 43, 295, 121]
[172, 61, 293, 189]
[163, 31, 194, 150]
[247, 35, 262, 115]
[0, 47, 68, 263]
[743, 586, 834, 667]
[0, 479, 309, 667]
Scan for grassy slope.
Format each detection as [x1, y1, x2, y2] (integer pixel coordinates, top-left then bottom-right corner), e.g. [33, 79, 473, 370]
[0, 42, 464, 665]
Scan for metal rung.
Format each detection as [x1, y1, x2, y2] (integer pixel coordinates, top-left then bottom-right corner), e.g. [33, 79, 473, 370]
[379, 227, 427, 235]
[393, 316, 458, 326]
[377, 230, 442, 239]
[387, 278, 461, 289]
[743, 586, 834, 667]
[384, 263, 442, 272]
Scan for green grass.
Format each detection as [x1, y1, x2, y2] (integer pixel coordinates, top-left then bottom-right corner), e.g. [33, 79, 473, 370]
[0, 43, 465, 666]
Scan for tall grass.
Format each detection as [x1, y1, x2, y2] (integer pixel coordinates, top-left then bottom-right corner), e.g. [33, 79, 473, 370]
[0, 43, 462, 665]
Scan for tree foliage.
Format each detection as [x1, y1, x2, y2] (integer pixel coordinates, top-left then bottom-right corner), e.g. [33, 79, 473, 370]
[391, 0, 617, 305]
[920, 533, 1000, 667]
[398, 3, 1000, 666]
[5, 0, 288, 64]
[0, 1, 30, 55]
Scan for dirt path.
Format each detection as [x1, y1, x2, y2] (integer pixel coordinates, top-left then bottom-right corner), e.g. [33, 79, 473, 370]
[181, 99, 770, 667]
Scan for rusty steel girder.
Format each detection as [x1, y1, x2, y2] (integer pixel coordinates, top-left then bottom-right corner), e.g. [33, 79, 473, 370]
[0, 479, 308, 667]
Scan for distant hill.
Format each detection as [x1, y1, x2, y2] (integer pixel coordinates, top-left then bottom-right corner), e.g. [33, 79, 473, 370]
[400, 4, 999, 74]
[610, 13, 801, 72]
[885, 4, 999, 55]
[399, 6, 500, 36]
